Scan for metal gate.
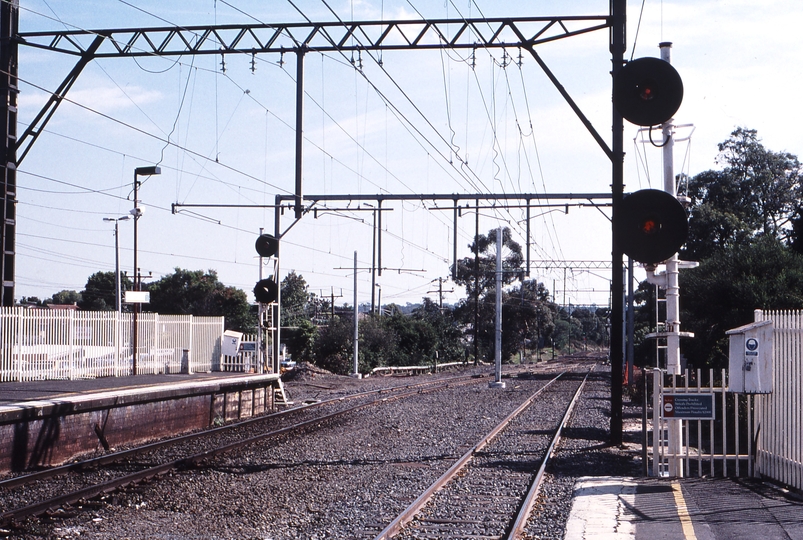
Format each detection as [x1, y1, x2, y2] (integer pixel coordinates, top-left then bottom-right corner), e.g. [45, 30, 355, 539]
[651, 367, 754, 478]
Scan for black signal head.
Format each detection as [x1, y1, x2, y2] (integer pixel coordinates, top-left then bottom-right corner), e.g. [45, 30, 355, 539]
[617, 189, 688, 264]
[614, 57, 683, 126]
[254, 278, 278, 304]
[255, 234, 279, 258]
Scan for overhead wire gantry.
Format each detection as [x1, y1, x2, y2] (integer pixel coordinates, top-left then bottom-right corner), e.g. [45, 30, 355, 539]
[0, 2, 627, 443]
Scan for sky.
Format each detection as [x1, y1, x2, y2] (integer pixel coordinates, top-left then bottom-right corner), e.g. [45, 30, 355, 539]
[10, 0, 803, 311]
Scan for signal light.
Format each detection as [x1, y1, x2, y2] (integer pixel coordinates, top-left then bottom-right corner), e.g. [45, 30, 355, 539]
[254, 278, 278, 304]
[616, 189, 688, 264]
[255, 234, 279, 258]
[614, 57, 683, 126]
[254, 234, 279, 303]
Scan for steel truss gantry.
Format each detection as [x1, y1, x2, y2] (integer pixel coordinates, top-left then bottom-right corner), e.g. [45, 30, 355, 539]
[0, 4, 627, 446]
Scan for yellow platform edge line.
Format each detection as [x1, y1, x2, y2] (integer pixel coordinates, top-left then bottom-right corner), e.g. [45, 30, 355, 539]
[671, 481, 698, 540]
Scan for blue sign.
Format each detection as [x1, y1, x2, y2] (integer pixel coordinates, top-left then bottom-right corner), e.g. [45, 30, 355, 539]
[662, 393, 715, 420]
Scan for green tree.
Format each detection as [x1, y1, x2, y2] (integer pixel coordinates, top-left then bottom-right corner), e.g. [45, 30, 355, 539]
[281, 270, 311, 324]
[146, 268, 255, 332]
[411, 298, 466, 363]
[681, 128, 803, 259]
[639, 128, 803, 370]
[279, 271, 318, 361]
[78, 271, 132, 311]
[452, 227, 524, 360]
[47, 290, 80, 306]
[313, 316, 354, 374]
[680, 236, 803, 369]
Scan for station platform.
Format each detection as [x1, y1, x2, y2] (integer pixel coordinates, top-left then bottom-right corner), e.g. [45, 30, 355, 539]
[564, 476, 803, 539]
[0, 372, 281, 474]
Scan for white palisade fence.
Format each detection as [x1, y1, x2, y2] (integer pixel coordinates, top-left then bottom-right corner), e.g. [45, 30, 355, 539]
[650, 309, 803, 491]
[754, 309, 803, 491]
[0, 307, 224, 381]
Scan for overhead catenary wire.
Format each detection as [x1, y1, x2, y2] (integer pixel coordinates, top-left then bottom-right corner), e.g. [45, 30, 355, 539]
[13, 1, 613, 304]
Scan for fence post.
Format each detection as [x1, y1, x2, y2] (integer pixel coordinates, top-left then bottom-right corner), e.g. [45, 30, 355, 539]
[188, 314, 194, 373]
[15, 307, 23, 381]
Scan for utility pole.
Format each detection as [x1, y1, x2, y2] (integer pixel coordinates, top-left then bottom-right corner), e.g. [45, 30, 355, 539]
[351, 251, 360, 378]
[474, 198, 480, 364]
[490, 228, 505, 388]
[428, 277, 454, 309]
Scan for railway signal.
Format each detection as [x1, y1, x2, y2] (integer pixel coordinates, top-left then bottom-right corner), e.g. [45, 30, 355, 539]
[254, 234, 279, 303]
[616, 189, 687, 264]
[614, 56, 683, 126]
[255, 233, 279, 257]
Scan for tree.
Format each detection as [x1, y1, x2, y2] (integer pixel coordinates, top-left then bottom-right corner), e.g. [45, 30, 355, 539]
[313, 316, 354, 374]
[279, 271, 318, 361]
[146, 268, 255, 332]
[452, 227, 524, 298]
[452, 227, 524, 360]
[663, 128, 803, 369]
[47, 290, 80, 305]
[681, 128, 803, 259]
[281, 270, 311, 324]
[502, 280, 557, 361]
[680, 236, 803, 370]
[78, 271, 132, 311]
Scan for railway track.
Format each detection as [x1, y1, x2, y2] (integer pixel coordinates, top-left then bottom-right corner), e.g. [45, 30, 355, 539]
[0, 371, 490, 527]
[373, 369, 591, 540]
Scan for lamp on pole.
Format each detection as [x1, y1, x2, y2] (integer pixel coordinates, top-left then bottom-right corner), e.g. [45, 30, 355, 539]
[131, 165, 160, 376]
[103, 215, 130, 312]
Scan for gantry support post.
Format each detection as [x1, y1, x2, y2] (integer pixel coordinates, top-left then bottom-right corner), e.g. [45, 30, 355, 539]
[0, 0, 18, 306]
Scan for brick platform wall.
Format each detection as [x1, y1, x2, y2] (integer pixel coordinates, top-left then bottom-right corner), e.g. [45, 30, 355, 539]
[0, 379, 276, 473]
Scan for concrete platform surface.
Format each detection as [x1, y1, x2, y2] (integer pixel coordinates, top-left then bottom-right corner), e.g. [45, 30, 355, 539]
[565, 476, 803, 540]
[0, 372, 269, 406]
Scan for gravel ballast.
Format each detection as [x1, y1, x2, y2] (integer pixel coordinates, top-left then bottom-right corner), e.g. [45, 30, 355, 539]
[5, 360, 642, 539]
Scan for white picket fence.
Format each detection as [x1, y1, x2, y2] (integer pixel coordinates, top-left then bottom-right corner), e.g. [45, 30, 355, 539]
[753, 309, 803, 491]
[0, 307, 224, 381]
[650, 309, 803, 491]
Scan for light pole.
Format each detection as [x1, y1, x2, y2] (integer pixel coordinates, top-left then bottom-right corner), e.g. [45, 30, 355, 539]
[103, 215, 130, 312]
[131, 165, 160, 376]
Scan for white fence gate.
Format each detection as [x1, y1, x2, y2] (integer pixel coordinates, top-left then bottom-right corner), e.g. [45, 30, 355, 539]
[651, 368, 753, 478]
[651, 308, 803, 492]
[1, 307, 224, 381]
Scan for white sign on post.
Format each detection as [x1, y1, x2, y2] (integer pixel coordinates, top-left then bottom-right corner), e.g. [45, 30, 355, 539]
[124, 291, 150, 304]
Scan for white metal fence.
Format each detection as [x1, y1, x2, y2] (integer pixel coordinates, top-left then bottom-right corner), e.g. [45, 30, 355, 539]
[1, 307, 224, 381]
[650, 368, 753, 478]
[650, 309, 803, 491]
[754, 309, 803, 491]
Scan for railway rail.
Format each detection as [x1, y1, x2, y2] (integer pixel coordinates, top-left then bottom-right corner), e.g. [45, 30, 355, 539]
[373, 369, 591, 539]
[0, 370, 489, 527]
[2, 358, 604, 537]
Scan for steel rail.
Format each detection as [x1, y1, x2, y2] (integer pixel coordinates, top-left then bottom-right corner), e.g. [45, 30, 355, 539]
[508, 368, 592, 539]
[1, 377, 485, 527]
[0, 371, 483, 491]
[373, 371, 568, 540]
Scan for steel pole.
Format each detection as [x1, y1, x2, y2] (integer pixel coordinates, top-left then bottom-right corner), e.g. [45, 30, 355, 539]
[132, 170, 139, 376]
[352, 251, 360, 377]
[661, 41, 683, 477]
[114, 220, 121, 313]
[490, 228, 505, 388]
[609, 0, 626, 445]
